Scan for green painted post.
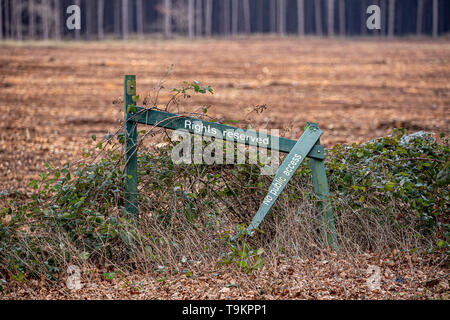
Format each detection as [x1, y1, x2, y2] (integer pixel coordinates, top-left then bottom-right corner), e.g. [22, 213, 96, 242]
[309, 148, 338, 251]
[124, 75, 138, 218]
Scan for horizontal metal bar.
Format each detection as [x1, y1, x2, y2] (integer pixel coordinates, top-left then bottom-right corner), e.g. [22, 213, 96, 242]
[129, 107, 324, 159]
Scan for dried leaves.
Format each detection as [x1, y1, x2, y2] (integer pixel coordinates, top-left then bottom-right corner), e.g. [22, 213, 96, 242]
[2, 252, 448, 300]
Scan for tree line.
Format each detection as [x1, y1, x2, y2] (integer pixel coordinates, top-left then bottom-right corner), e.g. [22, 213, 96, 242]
[0, 0, 448, 41]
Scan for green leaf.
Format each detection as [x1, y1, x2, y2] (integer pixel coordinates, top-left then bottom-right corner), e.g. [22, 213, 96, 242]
[252, 257, 264, 270]
[80, 252, 90, 260]
[28, 180, 38, 189]
[437, 240, 445, 248]
[236, 260, 248, 268]
[127, 105, 137, 113]
[103, 272, 115, 280]
[385, 182, 396, 192]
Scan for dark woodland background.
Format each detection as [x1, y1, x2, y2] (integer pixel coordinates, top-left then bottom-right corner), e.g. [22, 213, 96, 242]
[0, 0, 449, 41]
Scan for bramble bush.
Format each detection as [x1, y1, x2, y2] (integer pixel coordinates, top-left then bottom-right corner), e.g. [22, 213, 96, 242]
[325, 129, 449, 253]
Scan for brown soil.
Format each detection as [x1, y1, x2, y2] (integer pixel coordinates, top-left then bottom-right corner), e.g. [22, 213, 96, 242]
[0, 37, 449, 193]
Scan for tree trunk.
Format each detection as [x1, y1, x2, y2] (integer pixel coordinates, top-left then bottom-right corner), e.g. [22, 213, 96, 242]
[416, 0, 423, 36]
[4, 0, 9, 38]
[396, 0, 402, 36]
[137, 0, 144, 38]
[15, 0, 22, 40]
[75, 0, 80, 40]
[432, 0, 438, 38]
[257, 0, 263, 33]
[188, 0, 194, 38]
[86, 0, 94, 40]
[114, 0, 121, 37]
[278, 0, 285, 35]
[380, 0, 386, 35]
[327, 0, 334, 36]
[205, 0, 212, 36]
[10, 0, 14, 38]
[339, 0, 345, 36]
[243, 0, 250, 34]
[223, 0, 230, 35]
[0, 0, 3, 40]
[388, 0, 395, 38]
[195, 0, 202, 36]
[232, 0, 238, 35]
[297, 0, 305, 36]
[98, 0, 105, 40]
[315, 0, 323, 36]
[122, 0, 129, 40]
[10, 0, 15, 40]
[54, 0, 61, 40]
[375, 0, 381, 36]
[361, 0, 367, 35]
[270, 0, 276, 33]
[43, 0, 49, 40]
[163, 0, 170, 39]
[28, 0, 35, 40]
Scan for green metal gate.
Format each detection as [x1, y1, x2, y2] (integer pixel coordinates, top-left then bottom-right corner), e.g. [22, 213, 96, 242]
[123, 75, 338, 250]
